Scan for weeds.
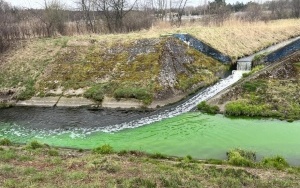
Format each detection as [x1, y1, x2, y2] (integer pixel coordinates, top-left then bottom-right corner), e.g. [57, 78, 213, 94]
[0, 149, 17, 162]
[93, 144, 114, 154]
[114, 86, 152, 105]
[27, 140, 44, 150]
[227, 149, 256, 167]
[197, 101, 220, 114]
[48, 149, 59, 156]
[260, 156, 289, 170]
[17, 79, 36, 100]
[0, 138, 12, 146]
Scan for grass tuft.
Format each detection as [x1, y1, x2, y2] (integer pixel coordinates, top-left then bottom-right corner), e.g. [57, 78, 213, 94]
[93, 144, 114, 154]
[0, 138, 12, 146]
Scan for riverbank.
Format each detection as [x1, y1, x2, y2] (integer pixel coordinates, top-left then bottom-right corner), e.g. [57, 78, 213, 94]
[208, 50, 300, 121]
[1, 141, 300, 188]
[1, 19, 300, 109]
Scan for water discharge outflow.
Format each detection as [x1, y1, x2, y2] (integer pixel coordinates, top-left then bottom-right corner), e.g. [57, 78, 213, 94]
[99, 70, 247, 132]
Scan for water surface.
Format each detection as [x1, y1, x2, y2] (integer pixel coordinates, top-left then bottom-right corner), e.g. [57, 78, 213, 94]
[1, 113, 300, 165]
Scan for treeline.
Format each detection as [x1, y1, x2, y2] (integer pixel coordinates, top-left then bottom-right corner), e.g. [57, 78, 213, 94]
[0, 0, 300, 52]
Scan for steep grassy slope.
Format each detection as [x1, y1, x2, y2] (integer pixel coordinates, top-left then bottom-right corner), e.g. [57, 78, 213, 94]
[0, 37, 227, 105]
[0, 19, 300, 106]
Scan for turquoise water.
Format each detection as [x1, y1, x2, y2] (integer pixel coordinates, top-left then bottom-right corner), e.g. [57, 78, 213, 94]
[1, 112, 300, 165]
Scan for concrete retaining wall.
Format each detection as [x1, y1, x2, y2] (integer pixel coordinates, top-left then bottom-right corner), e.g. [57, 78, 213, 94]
[265, 38, 300, 63]
[173, 34, 232, 63]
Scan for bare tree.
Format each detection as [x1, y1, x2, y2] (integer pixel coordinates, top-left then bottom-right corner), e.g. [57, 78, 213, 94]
[208, 0, 231, 26]
[93, 0, 138, 33]
[291, 0, 300, 18]
[78, 0, 96, 32]
[244, 2, 263, 22]
[30, 0, 67, 36]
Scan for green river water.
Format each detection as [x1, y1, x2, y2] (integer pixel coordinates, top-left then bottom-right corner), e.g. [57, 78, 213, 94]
[1, 112, 300, 165]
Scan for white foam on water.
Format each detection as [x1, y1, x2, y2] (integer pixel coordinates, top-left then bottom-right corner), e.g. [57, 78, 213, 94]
[1, 71, 247, 138]
[95, 70, 248, 133]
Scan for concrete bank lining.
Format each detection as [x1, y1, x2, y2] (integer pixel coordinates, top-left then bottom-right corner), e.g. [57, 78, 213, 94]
[16, 97, 60, 107]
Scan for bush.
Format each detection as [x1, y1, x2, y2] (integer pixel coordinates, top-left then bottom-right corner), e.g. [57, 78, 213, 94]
[225, 100, 272, 117]
[227, 149, 256, 167]
[0, 138, 12, 146]
[84, 84, 106, 102]
[197, 101, 220, 114]
[228, 148, 256, 161]
[114, 86, 152, 105]
[93, 144, 114, 154]
[84, 83, 118, 102]
[17, 79, 36, 100]
[27, 140, 44, 150]
[260, 156, 289, 170]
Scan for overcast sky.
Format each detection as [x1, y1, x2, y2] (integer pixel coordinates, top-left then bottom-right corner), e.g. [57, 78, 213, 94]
[7, 0, 260, 9]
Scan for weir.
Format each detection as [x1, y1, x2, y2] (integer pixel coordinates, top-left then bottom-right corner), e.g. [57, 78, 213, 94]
[93, 70, 247, 132]
[237, 61, 252, 71]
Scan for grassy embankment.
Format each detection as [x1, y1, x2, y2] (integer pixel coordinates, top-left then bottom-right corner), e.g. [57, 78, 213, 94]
[1, 19, 300, 104]
[222, 52, 300, 121]
[1, 139, 300, 188]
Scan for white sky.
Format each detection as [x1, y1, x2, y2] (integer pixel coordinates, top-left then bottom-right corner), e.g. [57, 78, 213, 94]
[6, 0, 258, 9]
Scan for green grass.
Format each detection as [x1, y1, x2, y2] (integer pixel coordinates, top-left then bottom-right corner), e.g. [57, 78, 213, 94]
[197, 101, 220, 114]
[114, 86, 153, 105]
[84, 83, 116, 102]
[16, 79, 36, 100]
[260, 156, 290, 170]
[0, 143, 299, 187]
[26, 140, 44, 150]
[92, 144, 114, 154]
[242, 65, 265, 77]
[227, 149, 256, 167]
[0, 138, 12, 146]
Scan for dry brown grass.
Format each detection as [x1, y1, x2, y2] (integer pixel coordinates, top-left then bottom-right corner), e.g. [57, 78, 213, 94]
[71, 18, 300, 58]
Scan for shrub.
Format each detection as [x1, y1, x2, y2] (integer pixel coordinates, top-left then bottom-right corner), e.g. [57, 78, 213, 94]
[197, 101, 220, 114]
[227, 149, 256, 167]
[93, 144, 114, 154]
[17, 79, 36, 100]
[114, 86, 152, 105]
[225, 100, 272, 117]
[260, 156, 289, 170]
[27, 140, 44, 150]
[0, 138, 12, 146]
[84, 84, 106, 102]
